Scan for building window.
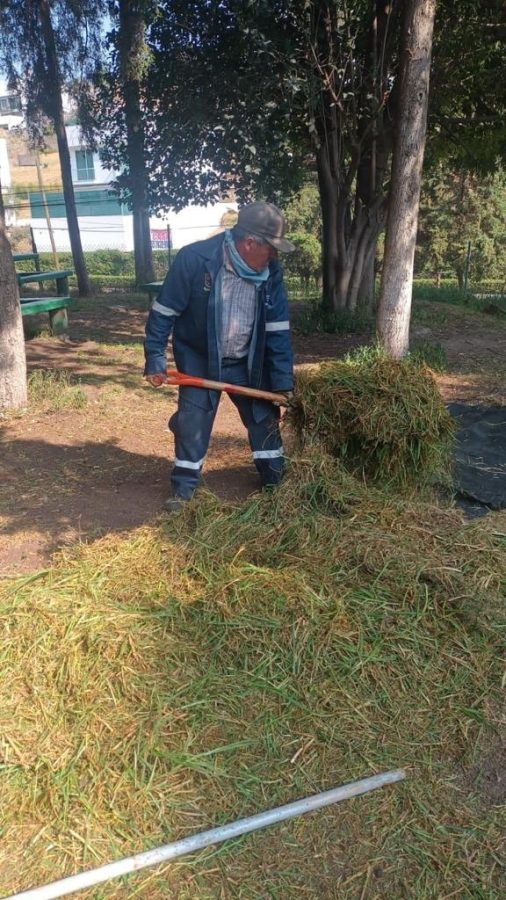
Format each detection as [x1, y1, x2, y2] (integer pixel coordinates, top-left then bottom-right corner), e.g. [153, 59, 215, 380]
[75, 149, 95, 182]
[0, 95, 21, 113]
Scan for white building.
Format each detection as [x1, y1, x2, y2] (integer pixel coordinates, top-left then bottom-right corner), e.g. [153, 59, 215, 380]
[30, 125, 237, 253]
[0, 138, 11, 187]
[0, 91, 23, 130]
[0, 137, 18, 226]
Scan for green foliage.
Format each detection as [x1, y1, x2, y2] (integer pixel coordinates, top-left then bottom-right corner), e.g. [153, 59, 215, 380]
[85, 0, 504, 322]
[409, 342, 447, 372]
[30, 250, 171, 280]
[413, 284, 476, 305]
[280, 178, 323, 296]
[91, 2, 399, 217]
[417, 164, 506, 285]
[413, 283, 506, 315]
[292, 304, 373, 336]
[284, 178, 321, 236]
[283, 232, 321, 287]
[0, 1, 105, 142]
[413, 278, 505, 292]
[429, 0, 506, 169]
[90, 0, 309, 209]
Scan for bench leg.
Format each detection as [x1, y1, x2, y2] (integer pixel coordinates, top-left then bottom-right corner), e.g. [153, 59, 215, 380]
[49, 306, 69, 335]
[57, 276, 69, 296]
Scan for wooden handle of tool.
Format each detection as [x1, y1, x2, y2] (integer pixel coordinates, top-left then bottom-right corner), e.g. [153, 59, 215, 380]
[164, 370, 289, 406]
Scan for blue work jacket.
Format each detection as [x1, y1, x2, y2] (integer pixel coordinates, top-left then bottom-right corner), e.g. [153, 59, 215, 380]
[143, 232, 294, 392]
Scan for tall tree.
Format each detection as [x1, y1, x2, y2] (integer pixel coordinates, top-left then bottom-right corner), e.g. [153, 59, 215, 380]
[377, 0, 437, 358]
[82, 1, 156, 285]
[428, 0, 506, 172]
[117, 0, 154, 285]
[142, 0, 401, 314]
[37, 0, 91, 296]
[93, 0, 504, 327]
[0, 174, 27, 410]
[0, 1, 106, 297]
[417, 164, 506, 287]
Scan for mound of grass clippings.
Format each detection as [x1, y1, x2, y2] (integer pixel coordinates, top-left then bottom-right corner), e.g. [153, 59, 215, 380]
[290, 348, 455, 488]
[0, 456, 504, 897]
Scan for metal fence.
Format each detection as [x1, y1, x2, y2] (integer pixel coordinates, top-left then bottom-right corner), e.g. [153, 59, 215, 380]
[8, 217, 504, 302]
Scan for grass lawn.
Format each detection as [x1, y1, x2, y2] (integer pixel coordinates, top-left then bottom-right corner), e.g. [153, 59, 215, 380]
[1, 457, 504, 898]
[0, 293, 504, 898]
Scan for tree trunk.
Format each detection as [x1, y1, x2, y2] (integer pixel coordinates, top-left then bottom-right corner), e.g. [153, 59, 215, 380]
[118, 0, 154, 286]
[314, 1, 392, 317]
[0, 176, 27, 409]
[317, 150, 382, 315]
[317, 148, 339, 311]
[356, 243, 377, 313]
[39, 0, 91, 297]
[317, 143, 374, 315]
[377, 0, 436, 358]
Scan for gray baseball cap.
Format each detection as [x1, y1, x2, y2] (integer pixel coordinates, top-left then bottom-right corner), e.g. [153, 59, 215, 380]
[237, 202, 295, 252]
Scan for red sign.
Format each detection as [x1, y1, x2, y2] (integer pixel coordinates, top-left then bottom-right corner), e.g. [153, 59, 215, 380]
[151, 228, 171, 249]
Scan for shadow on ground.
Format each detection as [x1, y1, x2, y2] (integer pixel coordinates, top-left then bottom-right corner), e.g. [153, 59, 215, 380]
[0, 430, 260, 575]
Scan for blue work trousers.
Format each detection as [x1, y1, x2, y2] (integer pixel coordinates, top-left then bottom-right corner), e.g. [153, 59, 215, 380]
[168, 359, 284, 499]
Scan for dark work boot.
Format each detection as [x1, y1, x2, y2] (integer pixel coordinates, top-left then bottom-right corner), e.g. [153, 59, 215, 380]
[163, 496, 189, 513]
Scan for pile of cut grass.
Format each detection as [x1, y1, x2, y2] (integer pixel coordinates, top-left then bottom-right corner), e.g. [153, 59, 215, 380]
[290, 350, 455, 488]
[0, 454, 504, 897]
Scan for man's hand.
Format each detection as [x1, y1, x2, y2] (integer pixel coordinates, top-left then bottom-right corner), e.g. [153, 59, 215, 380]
[145, 373, 170, 387]
[273, 390, 294, 407]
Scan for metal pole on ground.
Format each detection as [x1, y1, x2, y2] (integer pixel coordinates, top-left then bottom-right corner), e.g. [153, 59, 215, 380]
[6, 769, 406, 900]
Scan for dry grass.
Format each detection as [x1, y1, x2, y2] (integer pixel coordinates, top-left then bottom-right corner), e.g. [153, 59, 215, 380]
[28, 369, 88, 412]
[290, 349, 455, 489]
[0, 450, 504, 897]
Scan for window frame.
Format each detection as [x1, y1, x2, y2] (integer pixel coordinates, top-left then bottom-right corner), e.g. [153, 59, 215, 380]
[75, 149, 96, 183]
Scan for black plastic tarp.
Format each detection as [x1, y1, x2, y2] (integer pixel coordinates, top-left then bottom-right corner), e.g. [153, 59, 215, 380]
[448, 403, 506, 517]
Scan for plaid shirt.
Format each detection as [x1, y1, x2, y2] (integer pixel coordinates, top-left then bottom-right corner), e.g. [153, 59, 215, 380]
[220, 249, 257, 359]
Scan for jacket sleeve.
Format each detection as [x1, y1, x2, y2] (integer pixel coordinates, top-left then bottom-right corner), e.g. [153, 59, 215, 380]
[143, 249, 194, 375]
[264, 264, 294, 392]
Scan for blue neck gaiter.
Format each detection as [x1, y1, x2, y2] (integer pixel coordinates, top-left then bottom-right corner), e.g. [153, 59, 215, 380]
[224, 230, 270, 287]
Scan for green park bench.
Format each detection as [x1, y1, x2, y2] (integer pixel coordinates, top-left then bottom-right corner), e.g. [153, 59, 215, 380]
[18, 269, 75, 335]
[17, 268, 74, 295]
[20, 295, 75, 335]
[13, 250, 41, 270]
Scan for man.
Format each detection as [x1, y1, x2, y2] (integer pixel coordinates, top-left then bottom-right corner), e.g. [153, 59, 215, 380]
[144, 201, 295, 511]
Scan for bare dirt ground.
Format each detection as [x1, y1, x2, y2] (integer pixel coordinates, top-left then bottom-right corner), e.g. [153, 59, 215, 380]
[1, 295, 505, 576]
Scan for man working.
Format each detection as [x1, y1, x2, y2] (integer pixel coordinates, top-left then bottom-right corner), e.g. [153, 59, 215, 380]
[144, 201, 295, 511]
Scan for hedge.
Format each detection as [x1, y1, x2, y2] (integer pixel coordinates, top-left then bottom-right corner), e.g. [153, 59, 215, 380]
[14, 249, 173, 280]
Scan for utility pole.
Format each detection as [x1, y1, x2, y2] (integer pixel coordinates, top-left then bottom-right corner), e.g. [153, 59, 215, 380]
[34, 152, 59, 267]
